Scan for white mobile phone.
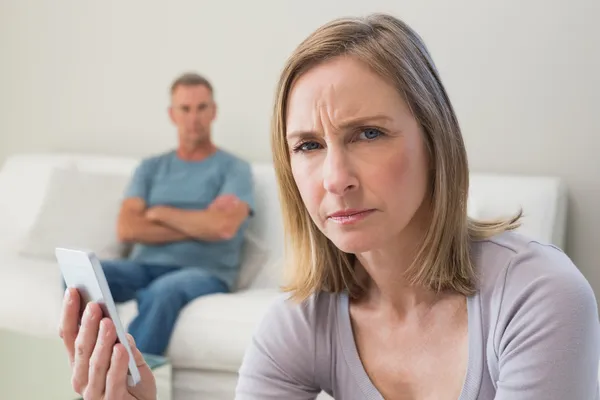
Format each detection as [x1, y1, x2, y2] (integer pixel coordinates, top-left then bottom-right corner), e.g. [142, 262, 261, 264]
[55, 247, 142, 387]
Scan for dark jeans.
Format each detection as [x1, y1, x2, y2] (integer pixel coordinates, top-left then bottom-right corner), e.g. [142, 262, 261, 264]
[99, 260, 229, 356]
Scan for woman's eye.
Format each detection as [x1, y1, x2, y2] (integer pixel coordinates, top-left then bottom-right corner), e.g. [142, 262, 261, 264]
[294, 141, 321, 152]
[358, 128, 383, 140]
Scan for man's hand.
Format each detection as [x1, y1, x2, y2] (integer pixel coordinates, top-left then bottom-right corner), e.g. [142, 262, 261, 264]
[209, 194, 241, 211]
[145, 206, 171, 223]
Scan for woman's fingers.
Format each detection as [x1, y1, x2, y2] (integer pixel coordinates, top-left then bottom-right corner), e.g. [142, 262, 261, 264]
[84, 318, 117, 398]
[126, 334, 148, 369]
[59, 291, 151, 399]
[105, 343, 131, 398]
[58, 288, 81, 365]
[71, 302, 102, 394]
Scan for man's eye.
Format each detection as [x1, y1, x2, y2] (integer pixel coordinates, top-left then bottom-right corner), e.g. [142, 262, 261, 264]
[358, 128, 383, 140]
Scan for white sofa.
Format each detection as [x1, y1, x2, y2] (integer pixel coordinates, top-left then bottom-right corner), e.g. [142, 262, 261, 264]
[0, 152, 568, 400]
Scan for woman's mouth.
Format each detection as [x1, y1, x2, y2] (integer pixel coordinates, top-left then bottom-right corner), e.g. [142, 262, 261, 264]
[327, 209, 375, 225]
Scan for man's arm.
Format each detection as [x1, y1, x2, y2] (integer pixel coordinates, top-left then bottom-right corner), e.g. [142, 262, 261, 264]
[147, 159, 255, 242]
[117, 197, 190, 244]
[146, 195, 250, 242]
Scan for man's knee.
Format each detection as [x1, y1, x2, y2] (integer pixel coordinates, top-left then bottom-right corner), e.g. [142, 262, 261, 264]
[138, 280, 190, 314]
[100, 260, 144, 281]
[143, 271, 228, 306]
[100, 259, 130, 271]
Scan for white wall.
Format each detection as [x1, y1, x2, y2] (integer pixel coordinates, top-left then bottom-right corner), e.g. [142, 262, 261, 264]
[1, 0, 599, 294]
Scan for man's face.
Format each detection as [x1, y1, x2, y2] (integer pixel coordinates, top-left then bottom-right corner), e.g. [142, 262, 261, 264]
[169, 84, 216, 147]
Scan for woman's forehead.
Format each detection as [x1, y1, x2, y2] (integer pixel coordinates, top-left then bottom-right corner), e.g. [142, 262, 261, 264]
[285, 58, 407, 133]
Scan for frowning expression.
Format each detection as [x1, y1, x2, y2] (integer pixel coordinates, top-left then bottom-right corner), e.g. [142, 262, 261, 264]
[286, 56, 430, 254]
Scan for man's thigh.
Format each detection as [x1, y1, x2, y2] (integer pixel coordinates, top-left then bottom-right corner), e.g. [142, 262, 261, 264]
[99, 259, 153, 301]
[147, 268, 229, 303]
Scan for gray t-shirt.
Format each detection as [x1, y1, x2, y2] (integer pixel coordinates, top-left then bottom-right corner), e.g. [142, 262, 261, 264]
[236, 232, 600, 399]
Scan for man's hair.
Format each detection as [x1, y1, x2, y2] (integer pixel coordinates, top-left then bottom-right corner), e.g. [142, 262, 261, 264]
[170, 72, 213, 95]
[271, 13, 522, 302]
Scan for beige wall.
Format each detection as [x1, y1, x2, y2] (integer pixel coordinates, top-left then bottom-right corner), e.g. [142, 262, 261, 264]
[1, 1, 599, 295]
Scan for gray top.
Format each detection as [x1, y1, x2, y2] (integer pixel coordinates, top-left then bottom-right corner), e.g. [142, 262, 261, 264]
[236, 232, 600, 399]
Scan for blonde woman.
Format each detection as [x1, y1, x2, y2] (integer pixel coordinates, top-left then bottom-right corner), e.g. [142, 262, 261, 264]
[236, 14, 600, 399]
[58, 13, 599, 400]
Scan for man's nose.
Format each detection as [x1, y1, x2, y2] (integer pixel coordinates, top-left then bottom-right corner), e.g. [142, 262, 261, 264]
[322, 148, 359, 196]
[187, 111, 201, 123]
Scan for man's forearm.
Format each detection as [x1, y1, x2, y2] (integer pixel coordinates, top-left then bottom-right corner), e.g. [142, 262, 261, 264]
[152, 205, 247, 242]
[155, 208, 222, 241]
[118, 214, 190, 244]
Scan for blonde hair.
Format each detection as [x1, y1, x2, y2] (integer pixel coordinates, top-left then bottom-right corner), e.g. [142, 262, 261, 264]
[271, 13, 521, 301]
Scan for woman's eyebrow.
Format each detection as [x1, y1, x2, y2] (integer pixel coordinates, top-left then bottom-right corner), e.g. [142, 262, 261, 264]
[286, 114, 392, 140]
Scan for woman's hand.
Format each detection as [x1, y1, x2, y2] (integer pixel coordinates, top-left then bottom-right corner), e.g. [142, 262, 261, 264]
[58, 288, 157, 399]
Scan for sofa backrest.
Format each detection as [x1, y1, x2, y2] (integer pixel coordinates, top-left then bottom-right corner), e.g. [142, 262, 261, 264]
[0, 152, 568, 290]
[0, 153, 140, 248]
[469, 172, 567, 249]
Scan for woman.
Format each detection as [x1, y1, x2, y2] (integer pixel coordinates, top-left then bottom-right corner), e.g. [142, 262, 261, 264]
[59, 13, 599, 400]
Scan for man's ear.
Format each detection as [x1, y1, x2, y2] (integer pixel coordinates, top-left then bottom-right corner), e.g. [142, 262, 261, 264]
[211, 102, 218, 121]
[168, 106, 176, 124]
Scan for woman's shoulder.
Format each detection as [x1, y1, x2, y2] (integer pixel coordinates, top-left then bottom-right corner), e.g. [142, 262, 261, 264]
[257, 290, 340, 334]
[471, 232, 600, 398]
[473, 231, 597, 327]
[238, 290, 340, 390]
[474, 231, 590, 288]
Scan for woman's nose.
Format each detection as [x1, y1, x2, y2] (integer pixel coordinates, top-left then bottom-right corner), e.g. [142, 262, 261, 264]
[322, 149, 359, 195]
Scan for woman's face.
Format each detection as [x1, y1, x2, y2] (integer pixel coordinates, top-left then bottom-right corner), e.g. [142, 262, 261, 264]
[286, 56, 430, 254]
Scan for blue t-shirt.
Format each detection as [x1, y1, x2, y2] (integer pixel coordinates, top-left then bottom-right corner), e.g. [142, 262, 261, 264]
[124, 149, 255, 289]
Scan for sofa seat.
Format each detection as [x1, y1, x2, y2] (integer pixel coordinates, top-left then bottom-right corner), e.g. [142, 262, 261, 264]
[0, 243, 279, 374]
[118, 288, 280, 372]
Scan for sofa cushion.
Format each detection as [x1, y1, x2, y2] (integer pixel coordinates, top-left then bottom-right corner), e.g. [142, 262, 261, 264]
[235, 232, 270, 291]
[18, 166, 130, 261]
[0, 254, 64, 336]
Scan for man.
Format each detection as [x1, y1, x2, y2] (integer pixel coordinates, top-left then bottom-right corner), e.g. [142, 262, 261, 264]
[100, 72, 255, 356]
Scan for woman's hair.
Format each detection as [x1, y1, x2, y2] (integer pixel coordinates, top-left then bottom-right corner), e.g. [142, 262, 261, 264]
[271, 13, 522, 301]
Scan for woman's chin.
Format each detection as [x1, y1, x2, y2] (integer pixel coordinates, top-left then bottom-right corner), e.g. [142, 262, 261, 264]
[328, 232, 378, 254]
